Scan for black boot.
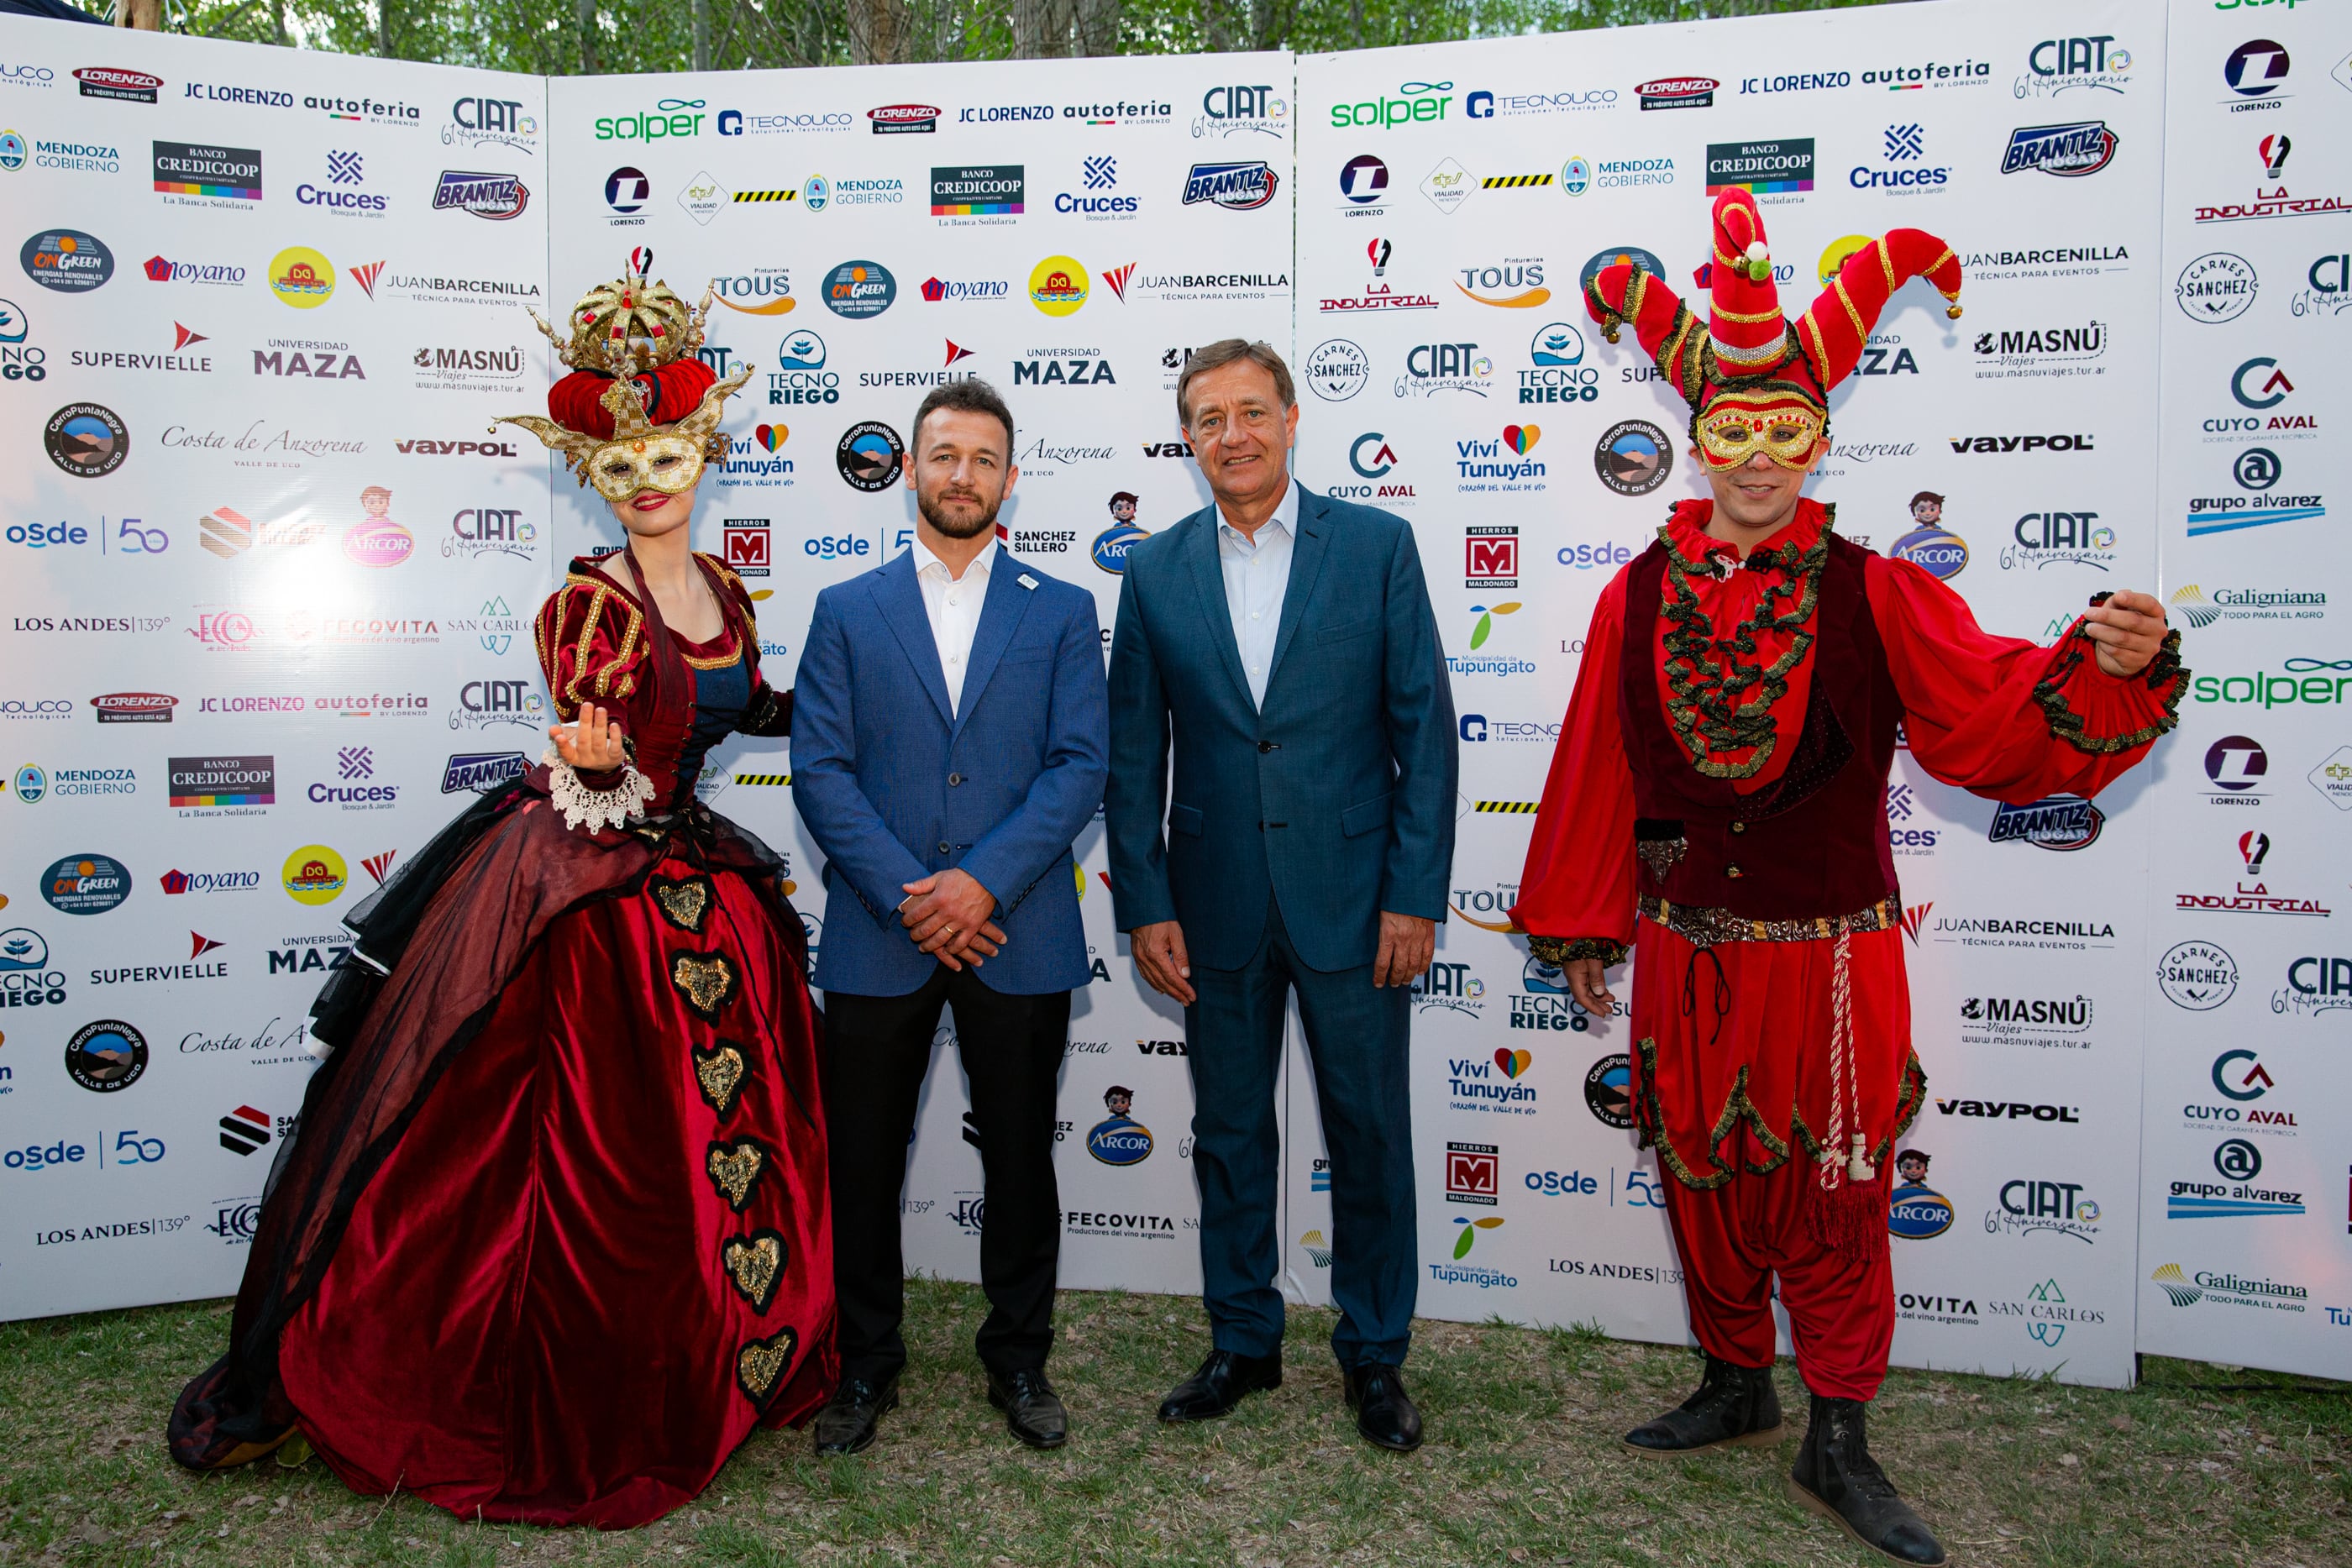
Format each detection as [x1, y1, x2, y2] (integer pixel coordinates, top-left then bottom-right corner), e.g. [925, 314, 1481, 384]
[1788, 1394, 1947, 1566]
[1622, 1355, 1784, 1455]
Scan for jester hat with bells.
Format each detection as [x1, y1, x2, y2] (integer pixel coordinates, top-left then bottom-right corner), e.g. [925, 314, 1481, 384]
[495, 275, 753, 503]
[1583, 187, 1962, 473]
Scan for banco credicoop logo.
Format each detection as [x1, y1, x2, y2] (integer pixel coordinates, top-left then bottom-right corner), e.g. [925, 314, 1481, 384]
[1888, 1148, 1953, 1238]
[65, 1019, 146, 1091]
[1085, 1084, 1152, 1165]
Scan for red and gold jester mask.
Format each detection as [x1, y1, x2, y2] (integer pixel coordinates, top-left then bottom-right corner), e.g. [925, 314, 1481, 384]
[1584, 188, 1963, 459]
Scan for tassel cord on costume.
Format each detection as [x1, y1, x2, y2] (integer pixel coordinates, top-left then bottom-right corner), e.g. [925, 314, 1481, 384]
[1680, 945, 1732, 1049]
[1808, 921, 1885, 1263]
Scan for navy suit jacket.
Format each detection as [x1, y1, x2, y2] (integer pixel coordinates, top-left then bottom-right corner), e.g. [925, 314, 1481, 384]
[1105, 485, 1457, 973]
[791, 548, 1109, 996]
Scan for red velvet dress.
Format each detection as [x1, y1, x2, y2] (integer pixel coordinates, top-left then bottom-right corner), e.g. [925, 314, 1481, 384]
[1512, 501, 2182, 1396]
[170, 551, 834, 1527]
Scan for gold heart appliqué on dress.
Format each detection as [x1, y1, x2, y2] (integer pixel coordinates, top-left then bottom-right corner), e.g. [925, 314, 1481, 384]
[736, 1326, 797, 1404]
[706, 1139, 765, 1211]
[722, 1229, 787, 1313]
[670, 952, 737, 1020]
[693, 1042, 748, 1115]
[652, 875, 713, 934]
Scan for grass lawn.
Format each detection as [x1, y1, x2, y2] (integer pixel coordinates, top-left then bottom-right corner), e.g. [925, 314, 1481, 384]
[2, 1277, 2347, 1566]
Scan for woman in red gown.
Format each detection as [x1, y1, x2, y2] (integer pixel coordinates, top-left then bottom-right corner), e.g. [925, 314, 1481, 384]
[169, 275, 837, 1528]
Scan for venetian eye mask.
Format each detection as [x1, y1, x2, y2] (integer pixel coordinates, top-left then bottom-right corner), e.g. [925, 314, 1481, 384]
[1696, 398, 1825, 471]
[588, 433, 705, 503]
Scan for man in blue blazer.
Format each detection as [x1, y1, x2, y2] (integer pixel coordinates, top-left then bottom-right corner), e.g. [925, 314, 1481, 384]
[1105, 339, 1457, 1452]
[792, 380, 1109, 1455]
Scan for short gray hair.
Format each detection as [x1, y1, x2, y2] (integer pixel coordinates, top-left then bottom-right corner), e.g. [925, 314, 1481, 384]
[1175, 338, 1295, 428]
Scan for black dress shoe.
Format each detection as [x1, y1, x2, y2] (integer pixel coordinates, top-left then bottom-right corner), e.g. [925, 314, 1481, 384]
[1788, 1394, 1948, 1566]
[1622, 1355, 1784, 1456]
[1156, 1348, 1283, 1422]
[986, 1367, 1069, 1450]
[811, 1374, 899, 1456]
[1342, 1363, 1423, 1453]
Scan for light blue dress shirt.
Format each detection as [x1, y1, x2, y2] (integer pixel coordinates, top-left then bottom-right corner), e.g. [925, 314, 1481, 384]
[1216, 480, 1301, 711]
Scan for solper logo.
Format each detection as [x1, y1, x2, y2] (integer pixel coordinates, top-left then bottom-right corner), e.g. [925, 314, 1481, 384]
[593, 98, 706, 142]
[1331, 80, 1455, 130]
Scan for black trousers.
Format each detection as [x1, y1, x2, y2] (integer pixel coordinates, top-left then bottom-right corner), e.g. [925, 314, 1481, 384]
[823, 964, 1070, 1385]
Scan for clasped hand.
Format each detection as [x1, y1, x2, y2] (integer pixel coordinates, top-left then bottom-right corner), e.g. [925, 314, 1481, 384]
[550, 702, 628, 773]
[900, 868, 1005, 971]
[2082, 590, 2169, 679]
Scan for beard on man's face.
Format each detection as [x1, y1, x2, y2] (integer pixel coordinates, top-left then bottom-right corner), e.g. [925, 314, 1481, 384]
[917, 485, 1000, 540]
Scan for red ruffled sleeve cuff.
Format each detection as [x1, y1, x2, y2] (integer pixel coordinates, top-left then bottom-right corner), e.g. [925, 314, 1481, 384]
[2033, 618, 2189, 756]
[1526, 935, 1630, 969]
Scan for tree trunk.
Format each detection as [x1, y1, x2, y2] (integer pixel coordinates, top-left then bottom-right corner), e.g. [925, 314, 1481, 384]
[1199, 0, 1231, 51]
[273, 0, 289, 45]
[1077, 0, 1118, 56]
[575, 0, 596, 72]
[691, 0, 710, 71]
[848, 0, 906, 64]
[113, 0, 161, 28]
[1011, 0, 1045, 58]
[378, 0, 394, 57]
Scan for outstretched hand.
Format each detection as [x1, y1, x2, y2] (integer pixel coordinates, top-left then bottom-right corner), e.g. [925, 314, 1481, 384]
[551, 702, 627, 773]
[2082, 590, 2169, 679]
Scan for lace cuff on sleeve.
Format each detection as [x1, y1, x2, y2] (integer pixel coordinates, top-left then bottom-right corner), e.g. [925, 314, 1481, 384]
[543, 746, 655, 832]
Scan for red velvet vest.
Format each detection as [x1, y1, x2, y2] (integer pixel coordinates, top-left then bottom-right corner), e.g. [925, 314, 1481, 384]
[1618, 532, 1901, 920]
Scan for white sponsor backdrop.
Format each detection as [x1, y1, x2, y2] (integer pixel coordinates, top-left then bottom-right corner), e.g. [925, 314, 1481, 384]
[2138, 0, 2352, 1382]
[0, 19, 555, 1321]
[0, 1, 2342, 1388]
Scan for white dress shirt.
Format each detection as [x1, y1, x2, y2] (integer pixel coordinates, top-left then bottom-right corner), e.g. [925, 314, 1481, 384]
[1216, 481, 1300, 711]
[911, 534, 996, 717]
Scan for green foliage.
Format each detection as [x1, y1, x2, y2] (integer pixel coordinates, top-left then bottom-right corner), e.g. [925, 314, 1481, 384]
[134, 0, 1906, 73]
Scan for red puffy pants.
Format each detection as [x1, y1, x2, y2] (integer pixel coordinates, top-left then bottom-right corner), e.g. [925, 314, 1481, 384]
[1658, 1158, 1894, 1401]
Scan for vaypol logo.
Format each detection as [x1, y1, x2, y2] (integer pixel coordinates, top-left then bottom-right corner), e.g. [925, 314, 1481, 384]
[1085, 1085, 1153, 1165]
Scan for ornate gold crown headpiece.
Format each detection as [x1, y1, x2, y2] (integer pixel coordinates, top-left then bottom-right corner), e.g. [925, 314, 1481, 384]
[492, 275, 753, 501]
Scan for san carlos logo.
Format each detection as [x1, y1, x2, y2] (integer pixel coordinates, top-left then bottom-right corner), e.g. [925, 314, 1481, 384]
[1085, 1084, 1153, 1165]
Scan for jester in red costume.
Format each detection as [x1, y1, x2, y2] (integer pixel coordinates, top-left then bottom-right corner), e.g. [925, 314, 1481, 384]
[168, 275, 835, 1526]
[1512, 191, 2183, 1566]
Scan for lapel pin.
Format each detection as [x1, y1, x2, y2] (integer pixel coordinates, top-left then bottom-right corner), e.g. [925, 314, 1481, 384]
[1017, 573, 1039, 591]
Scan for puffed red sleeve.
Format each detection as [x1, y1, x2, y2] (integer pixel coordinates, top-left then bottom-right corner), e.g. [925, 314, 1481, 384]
[534, 571, 652, 727]
[1509, 569, 1637, 968]
[1865, 555, 2186, 805]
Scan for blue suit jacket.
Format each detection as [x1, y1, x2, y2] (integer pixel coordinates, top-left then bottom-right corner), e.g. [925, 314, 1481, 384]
[1105, 485, 1457, 973]
[791, 548, 1109, 996]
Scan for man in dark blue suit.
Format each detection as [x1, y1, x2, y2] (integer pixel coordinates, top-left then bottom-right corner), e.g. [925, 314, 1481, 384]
[792, 380, 1109, 1455]
[1105, 339, 1457, 1451]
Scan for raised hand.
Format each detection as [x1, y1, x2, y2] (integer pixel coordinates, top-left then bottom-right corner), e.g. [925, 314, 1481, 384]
[551, 701, 628, 773]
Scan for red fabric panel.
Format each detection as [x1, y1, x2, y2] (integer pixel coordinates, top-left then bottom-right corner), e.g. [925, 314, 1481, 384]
[279, 858, 833, 1529]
